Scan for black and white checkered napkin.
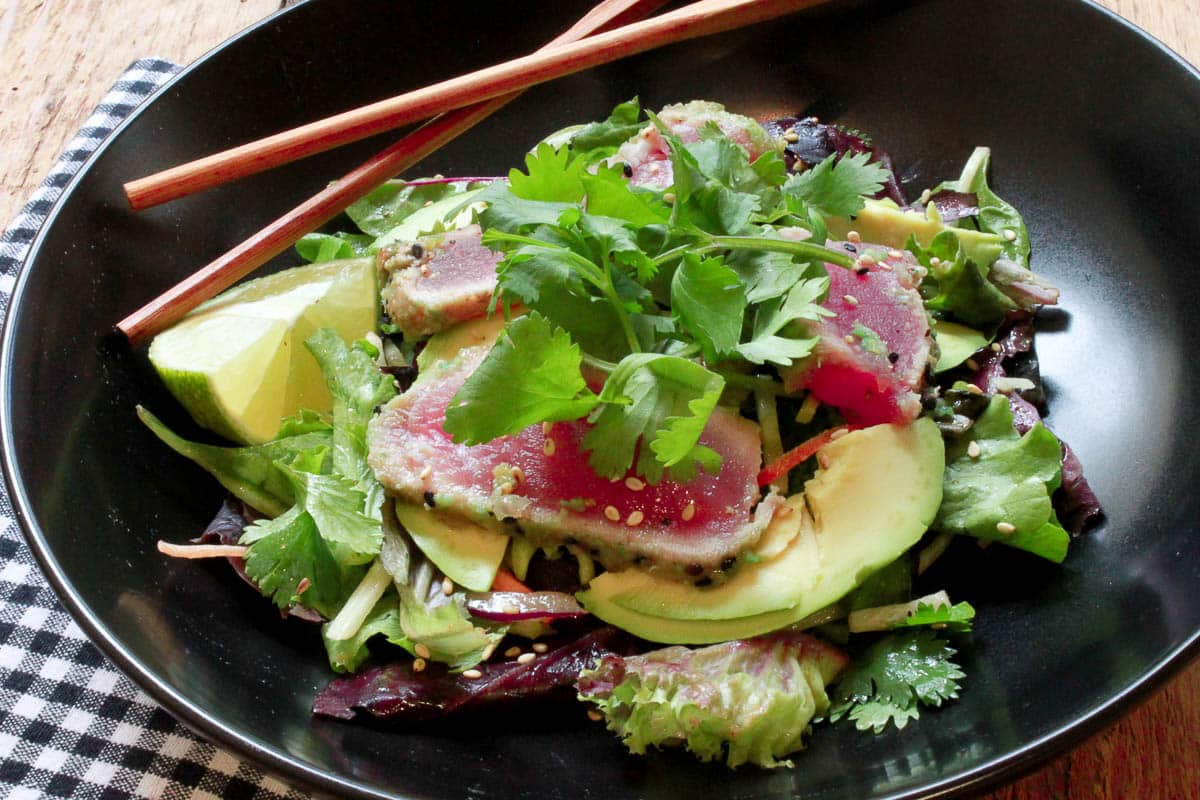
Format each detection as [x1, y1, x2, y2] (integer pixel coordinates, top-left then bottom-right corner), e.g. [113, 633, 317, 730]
[0, 60, 310, 800]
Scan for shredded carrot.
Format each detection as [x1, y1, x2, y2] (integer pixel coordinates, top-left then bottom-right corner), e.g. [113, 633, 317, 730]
[756, 426, 853, 488]
[491, 568, 532, 593]
[157, 540, 247, 559]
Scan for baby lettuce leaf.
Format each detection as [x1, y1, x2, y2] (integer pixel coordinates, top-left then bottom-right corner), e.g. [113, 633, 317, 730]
[136, 406, 331, 518]
[323, 594, 408, 674]
[952, 147, 1031, 267]
[935, 395, 1070, 562]
[577, 631, 847, 768]
[908, 231, 1016, 327]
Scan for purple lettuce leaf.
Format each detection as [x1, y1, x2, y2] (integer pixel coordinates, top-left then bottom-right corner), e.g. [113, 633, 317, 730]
[963, 312, 1102, 533]
[760, 116, 906, 205]
[312, 627, 635, 721]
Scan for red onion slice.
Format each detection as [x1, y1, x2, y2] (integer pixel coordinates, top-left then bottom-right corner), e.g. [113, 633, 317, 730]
[465, 591, 588, 621]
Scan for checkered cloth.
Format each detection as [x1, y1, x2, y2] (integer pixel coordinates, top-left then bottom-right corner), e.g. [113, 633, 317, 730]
[0, 60, 310, 800]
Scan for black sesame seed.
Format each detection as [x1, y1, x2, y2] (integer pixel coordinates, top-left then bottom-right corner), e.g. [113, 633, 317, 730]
[721, 556, 737, 571]
[856, 266, 870, 276]
[661, 518, 672, 527]
[888, 352, 900, 363]
[564, 535, 578, 545]
[684, 563, 704, 577]
[843, 243, 858, 253]
[693, 577, 713, 588]
[423, 491, 436, 508]
[409, 243, 425, 259]
[503, 517, 519, 526]
[622, 162, 633, 178]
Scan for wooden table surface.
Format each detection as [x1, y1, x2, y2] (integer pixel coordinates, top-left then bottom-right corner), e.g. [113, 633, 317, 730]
[1, 1, 1197, 798]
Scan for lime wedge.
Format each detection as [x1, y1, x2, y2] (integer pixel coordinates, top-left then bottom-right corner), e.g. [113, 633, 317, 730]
[149, 258, 377, 444]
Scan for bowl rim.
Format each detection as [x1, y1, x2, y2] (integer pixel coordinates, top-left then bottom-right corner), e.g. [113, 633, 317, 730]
[3, 1, 1199, 797]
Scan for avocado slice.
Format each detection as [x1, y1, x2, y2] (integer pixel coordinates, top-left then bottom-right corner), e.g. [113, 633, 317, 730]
[827, 198, 1003, 266]
[932, 320, 989, 372]
[394, 501, 509, 592]
[578, 418, 944, 643]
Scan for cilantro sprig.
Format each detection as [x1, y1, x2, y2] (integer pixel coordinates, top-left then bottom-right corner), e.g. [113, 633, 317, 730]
[829, 629, 966, 733]
[443, 100, 887, 482]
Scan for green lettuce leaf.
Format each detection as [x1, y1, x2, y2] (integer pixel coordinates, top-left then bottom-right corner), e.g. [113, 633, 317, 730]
[908, 231, 1016, 326]
[322, 593, 408, 674]
[578, 632, 847, 768]
[568, 97, 644, 162]
[935, 394, 1070, 562]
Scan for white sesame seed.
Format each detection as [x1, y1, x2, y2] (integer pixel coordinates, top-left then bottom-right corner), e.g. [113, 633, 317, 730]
[842, 294, 859, 306]
[783, 131, 799, 143]
[624, 476, 645, 491]
[542, 421, 553, 435]
[847, 230, 862, 244]
[859, 252, 877, 265]
[505, 646, 521, 658]
[511, 467, 525, 483]
[441, 577, 455, 596]
[604, 505, 621, 521]
[887, 249, 903, 260]
[1003, 229, 1018, 241]
[587, 709, 604, 722]
[419, 465, 432, 480]
[543, 439, 556, 456]
[965, 358, 979, 371]
[463, 669, 483, 679]
[503, 604, 520, 615]
[965, 383, 984, 395]
[918, 189, 932, 205]
[930, 256, 941, 267]
[663, 192, 676, 204]
[517, 652, 537, 665]
[532, 642, 549, 653]
[423, 199, 434, 207]
[996, 521, 1017, 535]
[844, 334, 856, 344]
[967, 441, 982, 459]
[414, 643, 431, 659]
[990, 342, 1002, 352]
[626, 510, 645, 527]
[413, 658, 427, 672]
[682, 503, 696, 522]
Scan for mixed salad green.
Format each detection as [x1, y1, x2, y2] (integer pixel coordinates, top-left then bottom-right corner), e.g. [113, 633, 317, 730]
[144, 99, 1099, 768]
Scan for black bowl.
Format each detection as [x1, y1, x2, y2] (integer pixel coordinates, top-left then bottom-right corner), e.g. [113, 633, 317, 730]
[4, 1, 1199, 797]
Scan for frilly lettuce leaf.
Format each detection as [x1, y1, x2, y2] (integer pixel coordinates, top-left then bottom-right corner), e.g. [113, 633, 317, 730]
[577, 631, 847, 768]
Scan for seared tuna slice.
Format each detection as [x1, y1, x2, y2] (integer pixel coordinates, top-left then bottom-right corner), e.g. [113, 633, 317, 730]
[378, 225, 500, 338]
[368, 325, 778, 576]
[611, 101, 774, 191]
[783, 247, 933, 425]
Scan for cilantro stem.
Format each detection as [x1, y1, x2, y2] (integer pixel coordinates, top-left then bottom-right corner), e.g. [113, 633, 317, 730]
[582, 353, 618, 373]
[707, 236, 856, 269]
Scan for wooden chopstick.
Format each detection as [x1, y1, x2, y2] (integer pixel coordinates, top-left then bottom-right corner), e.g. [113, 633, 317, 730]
[123, 0, 820, 210]
[117, 0, 672, 344]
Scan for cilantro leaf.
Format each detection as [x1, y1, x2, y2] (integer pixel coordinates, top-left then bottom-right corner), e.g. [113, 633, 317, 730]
[583, 354, 725, 483]
[274, 462, 382, 564]
[444, 312, 599, 444]
[935, 394, 1070, 562]
[581, 166, 670, 227]
[241, 506, 346, 619]
[829, 630, 965, 733]
[508, 142, 587, 203]
[670, 254, 747, 361]
[783, 151, 889, 218]
[736, 274, 830, 366]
